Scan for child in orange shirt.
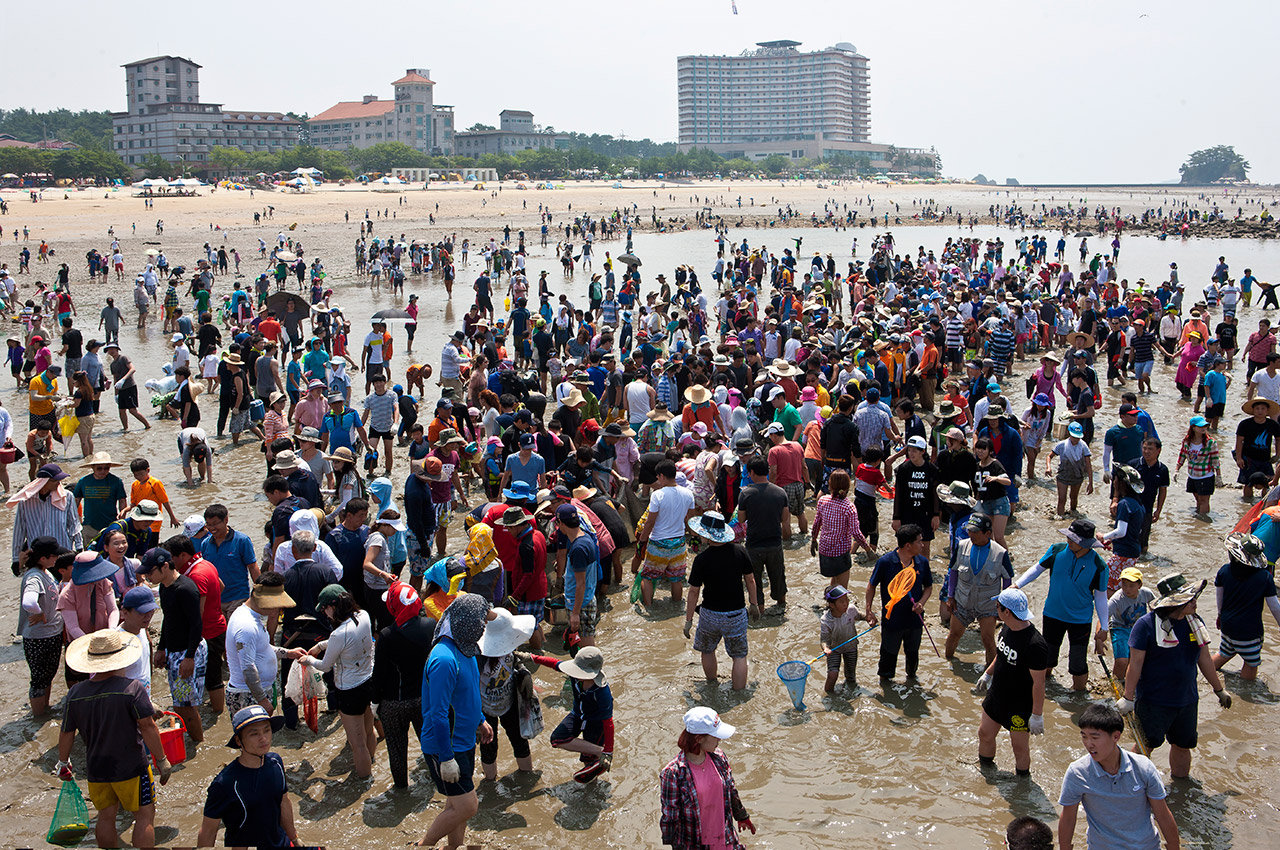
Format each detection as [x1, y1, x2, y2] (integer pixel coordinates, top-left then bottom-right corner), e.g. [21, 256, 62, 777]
[129, 458, 180, 545]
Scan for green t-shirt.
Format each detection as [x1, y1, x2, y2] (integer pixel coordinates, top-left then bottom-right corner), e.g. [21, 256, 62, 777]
[73, 473, 127, 532]
[194, 289, 212, 315]
[773, 403, 802, 438]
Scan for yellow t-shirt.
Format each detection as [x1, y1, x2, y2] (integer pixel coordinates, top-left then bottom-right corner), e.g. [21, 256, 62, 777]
[29, 375, 56, 416]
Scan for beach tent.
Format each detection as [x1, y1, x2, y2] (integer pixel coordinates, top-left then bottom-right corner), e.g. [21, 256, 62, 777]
[291, 167, 322, 176]
[170, 177, 204, 188]
[377, 175, 405, 184]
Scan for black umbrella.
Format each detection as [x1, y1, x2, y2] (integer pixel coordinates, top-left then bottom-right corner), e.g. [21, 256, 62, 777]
[265, 291, 309, 314]
[617, 253, 642, 266]
[371, 308, 414, 321]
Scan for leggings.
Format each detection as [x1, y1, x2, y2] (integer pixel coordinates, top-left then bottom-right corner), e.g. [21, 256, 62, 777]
[877, 625, 922, 679]
[377, 697, 423, 788]
[480, 702, 530, 765]
[24, 634, 62, 699]
[854, 491, 880, 548]
[1042, 615, 1091, 676]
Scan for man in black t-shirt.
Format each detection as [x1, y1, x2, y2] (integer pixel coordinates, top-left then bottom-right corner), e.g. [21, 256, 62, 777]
[820, 394, 860, 487]
[976, 588, 1049, 775]
[1136, 438, 1170, 556]
[60, 317, 84, 375]
[684, 512, 761, 690]
[1235, 397, 1280, 501]
[139, 546, 209, 745]
[736, 457, 790, 612]
[892, 436, 940, 554]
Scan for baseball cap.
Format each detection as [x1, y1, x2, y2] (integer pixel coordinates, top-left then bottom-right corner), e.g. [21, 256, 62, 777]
[555, 503, 581, 526]
[763, 422, 785, 436]
[1119, 404, 1139, 416]
[1067, 422, 1084, 437]
[138, 547, 172, 573]
[965, 513, 993, 532]
[121, 586, 158, 613]
[906, 436, 928, 450]
[683, 706, 735, 739]
[183, 514, 207, 536]
[992, 587, 1032, 621]
[1119, 567, 1144, 583]
[767, 386, 785, 401]
[519, 433, 537, 448]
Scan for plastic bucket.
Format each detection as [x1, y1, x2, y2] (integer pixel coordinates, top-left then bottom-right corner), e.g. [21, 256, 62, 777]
[249, 399, 265, 422]
[776, 660, 811, 711]
[0, 446, 15, 463]
[154, 710, 187, 769]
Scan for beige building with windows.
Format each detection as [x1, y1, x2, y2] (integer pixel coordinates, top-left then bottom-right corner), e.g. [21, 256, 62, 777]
[308, 70, 455, 156]
[453, 110, 569, 157]
[111, 55, 301, 170]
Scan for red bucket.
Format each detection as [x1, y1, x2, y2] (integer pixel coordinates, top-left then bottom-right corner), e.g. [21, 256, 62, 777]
[0, 447, 15, 463]
[153, 711, 187, 769]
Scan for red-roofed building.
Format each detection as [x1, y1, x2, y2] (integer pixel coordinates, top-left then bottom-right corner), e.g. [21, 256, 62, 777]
[309, 69, 454, 155]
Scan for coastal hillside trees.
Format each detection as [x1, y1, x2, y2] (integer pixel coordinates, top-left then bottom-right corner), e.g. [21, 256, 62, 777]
[1179, 146, 1250, 184]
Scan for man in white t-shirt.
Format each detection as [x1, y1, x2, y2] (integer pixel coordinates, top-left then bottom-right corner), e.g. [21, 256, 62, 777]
[1248, 354, 1280, 403]
[636, 459, 695, 606]
[362, 320, 390, 393]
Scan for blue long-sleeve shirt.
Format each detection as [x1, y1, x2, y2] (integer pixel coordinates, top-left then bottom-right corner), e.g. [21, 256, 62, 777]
[421, 636, 482, 760]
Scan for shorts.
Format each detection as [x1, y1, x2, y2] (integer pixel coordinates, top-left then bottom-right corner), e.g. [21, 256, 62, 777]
[1042, 615, 1091, 676]
[406, 530, 431, 576]
[204, 629, 227, 691]
[88, 768, 155, 813]
[434, 501, 455, 531]
[819, 552, 852, 578]
[574, 599, 599, 638]
[368, 427, 393, 440]
[1218, 632, 1264, 667]
[76, 413, 95, 436]
[30, 412, 55, 432]
[693, 607, 749, 659]
[366, 363, 386, 382]
[783, 481, 806, 516]
[332, 677, 374, 716]
[551, 713, 613, 756]
[1186, 476, 1216, 497]
[979, 496, 1011, 517]
[516, 597, 546, 620]
[1206, 402, 1225, 420]
[641, 536, 688, 581]
[1110, 627, 1133, 659]
[951, 600, 998, 626]
[1237, 457, 1274, 486]
[1133, 360, 1154, 379]
[116, 385, 139, 410]
[426, 746, 477, 797]
[165, 640, 209, 707]
[983, 697, 1033, 734]
[826, 647, 858, 677]
[1135, 699, 1198, 750]
[230, 408, 251, 434]
[225, 688, 259, 716]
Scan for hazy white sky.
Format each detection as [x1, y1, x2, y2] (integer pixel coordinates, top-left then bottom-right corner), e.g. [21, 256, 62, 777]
[6, 0, 1274, 183]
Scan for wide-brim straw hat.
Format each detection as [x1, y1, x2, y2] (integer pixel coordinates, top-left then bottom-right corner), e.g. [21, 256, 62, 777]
[937, 481, 977, 508]
[1040, 351, 1062, 364]
[66, 629, 142, 674]
[251, 583, 296, 610]
[1242, 396, 1280, 418]
[647, 404, 674, 421]
[1069, 331, 1095, 349]
[325, 446, 357, 464]
[561, 388, 586, 408]
[684, 384, 712, 404]
[82, 451, 122, 468]
[768, 359, 801, 377]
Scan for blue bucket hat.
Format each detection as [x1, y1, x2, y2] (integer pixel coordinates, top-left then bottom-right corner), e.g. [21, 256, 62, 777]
[502, 479, 537, 502]
[687, 511, 735, 544]
[71, 552, 117, 586]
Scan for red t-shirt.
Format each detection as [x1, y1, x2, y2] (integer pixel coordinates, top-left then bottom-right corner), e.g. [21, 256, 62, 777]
[769, 441, 805, 486]
[258, 319, 282, 342]
[483, 502, 533, 577]
[185, 556, 226, 638]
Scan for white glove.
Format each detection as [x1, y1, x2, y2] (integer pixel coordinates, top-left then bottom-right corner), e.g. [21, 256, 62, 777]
[1215, 689, 1232, 709]
[975, 672, 992, 693]
[1028, 714, 1044, 736]
[1116, 697, 1135, 716]
[682, 618, 693, 640]
[439, 758, 460, 783]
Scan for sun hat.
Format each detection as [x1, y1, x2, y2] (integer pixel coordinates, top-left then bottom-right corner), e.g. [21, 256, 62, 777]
[572, 485, 599, 502]
[436, 591, 491, 658]
[683, 706, 734, 739]
[684, 384, 712, 404]
[268, 391, 287, 407]
[1152, 573, 1208, 610]
[225, 704, 285, 748]
[562, 387, 586, 407]
[992, 587, 1032, 621]
[72, 551, 116, 586]
[127, 500, 162, 523]
[647, 403, 674, 421]
[734, 436, 756, 455]
[433, 427, 464, 447]
[325, 446, 357, 465]
[413, 456, 447, 482]
[1224, 532, 1267, 570]
[306, 379, 326, 391]
[1119, 566, 1144, 583]
[327, 393, 345, 404]
[502, 480, 537, 502]
[688, 511, 735, 543]
[376, 510, 407, 532]
[945, 426, 966, 442]
[1059, 518, 1099, 549]
[559, 645, 607, 686]
[382, 581, 424, 627]
[1113, 464, 1145, 493]
[936, 400, 960, 419]
[937, 481, 977, 508]
[1032, 393, 1052, 407]
[769, 359, 801, 377]
[121, 586, 158, 614]
[1242, 396, 1280, 418]
[250, 580, 295, 610]
[271, 449, 303, 472]
[1041, 351, 1062, 364]
[800, 386, 818, 402]
[81, 451, 122, 469]
[477, 607, 538, 657]
[66, 629, 142, 675]
[495, 506, 532, 528]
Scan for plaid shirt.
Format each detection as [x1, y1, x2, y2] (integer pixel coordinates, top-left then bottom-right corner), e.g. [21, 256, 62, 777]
[659, 750, 749, 850]
[813, 494, 867, 556]
[1176, 437, 1220, 480]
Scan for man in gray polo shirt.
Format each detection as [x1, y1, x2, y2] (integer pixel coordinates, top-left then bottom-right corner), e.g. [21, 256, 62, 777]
[1057, 703, 1179, 850]
[361, 374, 399, 477]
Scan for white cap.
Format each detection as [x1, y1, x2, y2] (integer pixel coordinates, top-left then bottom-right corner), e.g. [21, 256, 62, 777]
[183, 514, 206, 536]
[683, 706, 735, 739]
[764, 422, 785, 436]
[171, 333, 185, 343]
[767, 386, 785, 401]
[906, 435, 928, 450]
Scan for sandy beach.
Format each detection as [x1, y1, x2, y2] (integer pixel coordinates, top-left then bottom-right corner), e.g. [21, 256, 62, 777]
[2, 178, 1279, 849]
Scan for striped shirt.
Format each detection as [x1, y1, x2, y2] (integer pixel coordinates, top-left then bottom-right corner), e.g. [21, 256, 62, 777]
[12, 492, 84, 562]
[1130, 331, 1157, 364]
[987, 328, 1016, 369]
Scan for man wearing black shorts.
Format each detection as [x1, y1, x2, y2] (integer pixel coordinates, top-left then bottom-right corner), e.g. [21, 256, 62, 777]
[976, 588, 1048, 776]
[106, 342, 150, 431]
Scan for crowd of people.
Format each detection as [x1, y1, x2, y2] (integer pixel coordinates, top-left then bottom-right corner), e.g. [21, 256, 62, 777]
[10, 211, 1280, 849]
